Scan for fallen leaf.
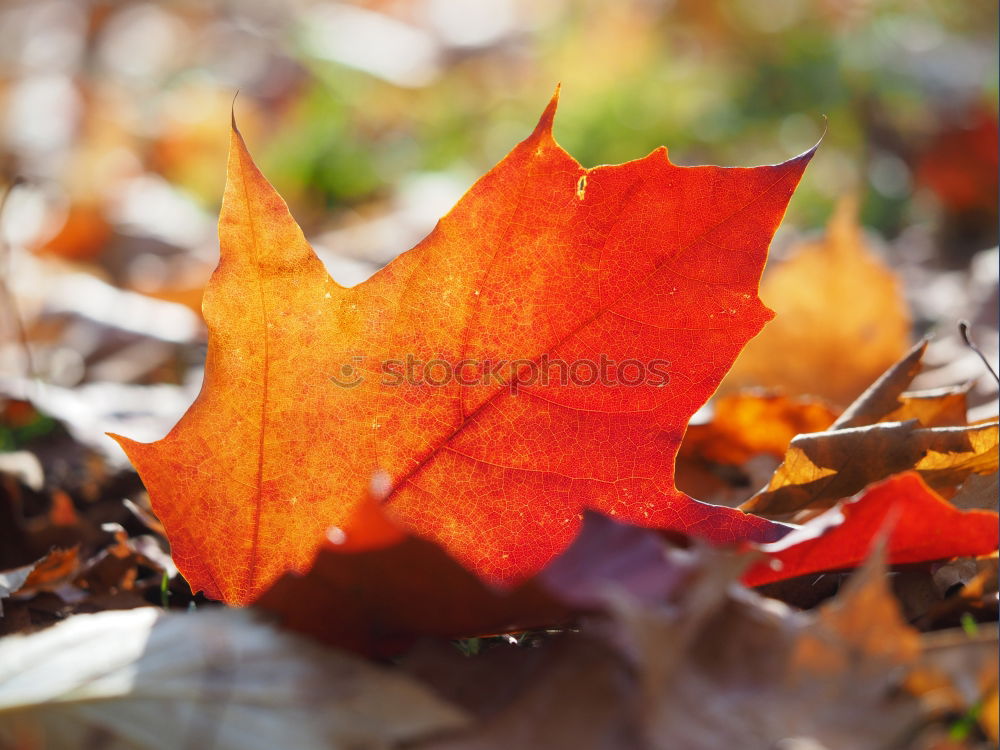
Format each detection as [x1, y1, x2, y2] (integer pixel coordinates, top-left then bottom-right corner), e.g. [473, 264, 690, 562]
[831, 338, 927, 430]
[679, 392, 838, 466]
[723, 196, 911, 406]
[950, 472, 999, 513]
[611, 545, 925, 750]
[742, 420, 999, 519]
[743, 472, 999, 587]
[112, 92, 812, 603]
[255, 504, 703, 656]
[886, 385, 970, 428]
[416, 544, 933, 750]
[0, 607, 468, 750]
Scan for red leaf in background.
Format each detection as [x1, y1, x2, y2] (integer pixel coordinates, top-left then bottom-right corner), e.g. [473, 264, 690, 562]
[743, 472, 999, 588]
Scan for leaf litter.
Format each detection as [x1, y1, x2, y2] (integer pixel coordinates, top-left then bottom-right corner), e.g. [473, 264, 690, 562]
[0, 96, 997, 749]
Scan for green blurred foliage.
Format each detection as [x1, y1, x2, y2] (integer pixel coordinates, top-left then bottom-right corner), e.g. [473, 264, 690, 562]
[2, 0, 996, 265]
[253, 0, 998, 249]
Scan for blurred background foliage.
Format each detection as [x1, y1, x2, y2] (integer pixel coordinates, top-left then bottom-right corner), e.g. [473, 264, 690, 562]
[0, 0, 996, 409]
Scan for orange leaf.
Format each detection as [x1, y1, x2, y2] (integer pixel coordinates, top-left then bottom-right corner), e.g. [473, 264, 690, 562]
[743, 472, 1000, 587]
[723, 196, 911, 406]
[112, 92, 813, 604]
[679, 392, 838, 466]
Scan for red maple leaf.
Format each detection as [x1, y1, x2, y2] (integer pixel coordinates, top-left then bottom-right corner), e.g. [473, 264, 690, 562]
[112, 92, 811, 603]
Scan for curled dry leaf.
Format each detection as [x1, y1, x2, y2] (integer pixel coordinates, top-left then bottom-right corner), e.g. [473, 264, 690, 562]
[743, 472, 999, 588]
[742, 420, 999, 519]
[830, 337, 927, 430]
[723, 196, 911, 406]
[0, 607, 468, 750]
[112, 92, 811, 603]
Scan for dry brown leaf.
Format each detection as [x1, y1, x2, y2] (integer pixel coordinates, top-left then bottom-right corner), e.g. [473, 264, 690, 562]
[918, 424, 999, 488]
[602, 547, 923, 749]
[742, 421, 999, 519]
[0, 607, 469, 750]
[887, 386, 971, 428]
[950, 472, 1000, 513]
[410, 545, 993, 750]
[832, 338, 928, 429]
[556, 548, 919, 750]
[723, 196, 911, 406]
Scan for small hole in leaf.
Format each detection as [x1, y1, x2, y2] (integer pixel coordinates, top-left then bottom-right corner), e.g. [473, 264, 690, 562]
[576, 175, 587, 200]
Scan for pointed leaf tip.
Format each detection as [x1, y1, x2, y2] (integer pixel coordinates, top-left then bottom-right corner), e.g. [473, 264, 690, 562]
[531, 85, 561, 140]
[797, 117, 827, 162]
[230, 89, 241, 132]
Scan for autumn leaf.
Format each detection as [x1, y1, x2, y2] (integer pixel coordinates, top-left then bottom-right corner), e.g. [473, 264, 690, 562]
[742, 420, 999, 519]
[257, 469, 996, 652]
[407, 545, 937, 750]
[111, 91, 812, 603]
[743, 472, 1000, 587]
[722, 196, 911, 406]
[736, 338, 999, 520]
[255, 502, 701, 655]
[678, 392, 838, 467]
[614, 547, 926, 750]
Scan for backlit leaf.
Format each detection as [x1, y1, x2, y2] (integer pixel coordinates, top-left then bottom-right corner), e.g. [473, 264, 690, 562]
[112, 93, 810, 603]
